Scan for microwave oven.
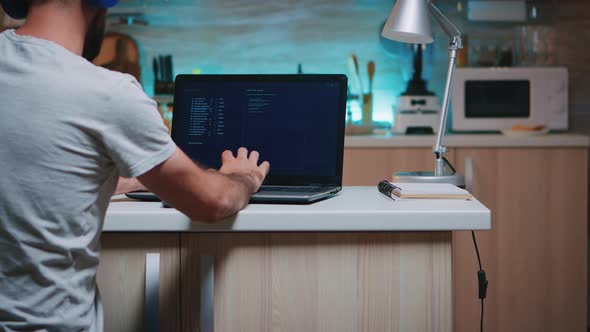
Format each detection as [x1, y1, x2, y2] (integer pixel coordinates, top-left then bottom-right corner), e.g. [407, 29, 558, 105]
[451, 67, 568, 131]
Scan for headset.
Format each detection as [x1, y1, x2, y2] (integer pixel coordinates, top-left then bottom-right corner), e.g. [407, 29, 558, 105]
[1, 0, 119, 20]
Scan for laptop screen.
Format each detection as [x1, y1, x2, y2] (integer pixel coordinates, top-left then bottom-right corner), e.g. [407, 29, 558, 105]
[172, 75, 347, 186]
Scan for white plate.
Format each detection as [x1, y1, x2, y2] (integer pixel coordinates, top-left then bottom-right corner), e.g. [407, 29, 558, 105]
[501, 128, 550, 137]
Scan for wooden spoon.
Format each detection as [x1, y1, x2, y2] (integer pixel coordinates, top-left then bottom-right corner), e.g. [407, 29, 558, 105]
[368, 61, 375, 93]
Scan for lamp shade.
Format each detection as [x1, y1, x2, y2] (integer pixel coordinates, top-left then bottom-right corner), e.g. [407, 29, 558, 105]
[381, 0, 434, 44]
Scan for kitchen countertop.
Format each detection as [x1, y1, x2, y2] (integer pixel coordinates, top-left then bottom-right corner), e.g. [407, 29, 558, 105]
[345, 132, 590, 148]
[103, 186, 490, 232]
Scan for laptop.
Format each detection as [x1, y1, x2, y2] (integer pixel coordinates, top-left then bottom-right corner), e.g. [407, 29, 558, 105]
[171, 74, 348, 204]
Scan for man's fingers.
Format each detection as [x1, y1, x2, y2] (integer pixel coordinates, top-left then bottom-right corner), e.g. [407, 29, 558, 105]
[221, 150, 234, 162]
[259, 161, 270, 176]
[249, 150, 260, 164]
[237, 147, 248, 159]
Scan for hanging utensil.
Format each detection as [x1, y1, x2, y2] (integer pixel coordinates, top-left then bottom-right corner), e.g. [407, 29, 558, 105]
[368, 61, 375, 93]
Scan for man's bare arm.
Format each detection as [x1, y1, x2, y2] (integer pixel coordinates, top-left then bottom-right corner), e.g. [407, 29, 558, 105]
[137, 147, 269, 223]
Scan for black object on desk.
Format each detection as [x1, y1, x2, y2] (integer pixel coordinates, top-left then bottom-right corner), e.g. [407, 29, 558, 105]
[125, 191, 161, 202]
[377, 180, 400, 200]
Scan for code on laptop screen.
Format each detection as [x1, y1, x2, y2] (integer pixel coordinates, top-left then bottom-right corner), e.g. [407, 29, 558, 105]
[172, 79, 343, 178]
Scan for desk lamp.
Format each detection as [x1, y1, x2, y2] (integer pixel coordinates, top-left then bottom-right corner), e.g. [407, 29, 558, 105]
[382, 0, 465, 187]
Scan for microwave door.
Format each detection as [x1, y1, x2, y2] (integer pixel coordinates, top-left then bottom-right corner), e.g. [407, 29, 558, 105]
[465, 80, 530, 119]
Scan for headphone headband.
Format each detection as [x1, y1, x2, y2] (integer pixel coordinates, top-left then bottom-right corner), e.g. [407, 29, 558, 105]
[1, 0, 119, 20]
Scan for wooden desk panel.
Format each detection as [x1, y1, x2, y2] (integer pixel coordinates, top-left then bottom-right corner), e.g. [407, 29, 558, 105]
[180, 232, 452, 332]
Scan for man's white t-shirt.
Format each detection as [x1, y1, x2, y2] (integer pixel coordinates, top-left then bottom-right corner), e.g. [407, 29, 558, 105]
[0, 29, 176, 331]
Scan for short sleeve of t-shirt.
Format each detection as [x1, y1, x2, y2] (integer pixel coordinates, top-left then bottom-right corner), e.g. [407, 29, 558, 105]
[99, 76, 176, 178]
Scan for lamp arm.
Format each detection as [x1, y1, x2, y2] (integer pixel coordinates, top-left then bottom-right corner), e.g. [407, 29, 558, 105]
[427, 1, 463, 176]
[427, 2, 462, 47]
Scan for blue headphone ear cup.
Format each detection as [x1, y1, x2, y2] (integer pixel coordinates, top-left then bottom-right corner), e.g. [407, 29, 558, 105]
[1, 0, 29, 20]
[85, 0, 119, 8]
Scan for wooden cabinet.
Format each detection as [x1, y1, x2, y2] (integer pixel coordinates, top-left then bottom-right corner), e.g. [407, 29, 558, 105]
[343, 146, 588, 332]
[453, 148, 588, 332]
[97, 233, 181, 332]
[343, 148, 456, 185]
[180, 232, 452, 332]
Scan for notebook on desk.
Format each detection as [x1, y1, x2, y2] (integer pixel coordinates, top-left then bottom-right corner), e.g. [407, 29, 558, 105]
[378, 181, 473, 200]
[171, 74, 348, 204]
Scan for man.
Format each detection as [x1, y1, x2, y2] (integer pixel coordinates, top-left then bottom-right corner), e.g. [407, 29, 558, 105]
[0, 0, 270, 330]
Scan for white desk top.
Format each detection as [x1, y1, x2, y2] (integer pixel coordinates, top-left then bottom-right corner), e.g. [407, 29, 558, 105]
[345, 133, 590, 148]
[103, 187, 491, 232]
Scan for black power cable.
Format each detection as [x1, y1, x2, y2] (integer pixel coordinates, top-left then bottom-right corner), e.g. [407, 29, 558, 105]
[472, 230, 488, 332]
[382, 146, 490, 332]
[439, 156, 488, 332]
[442, 156, 457, 174]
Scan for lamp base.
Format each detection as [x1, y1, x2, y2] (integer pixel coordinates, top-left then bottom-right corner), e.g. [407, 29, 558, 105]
[393, 171, 466, 188]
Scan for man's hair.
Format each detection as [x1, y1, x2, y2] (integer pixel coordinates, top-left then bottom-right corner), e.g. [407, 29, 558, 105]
[29, 0, 73, 7]
[30, 0, 69, 4]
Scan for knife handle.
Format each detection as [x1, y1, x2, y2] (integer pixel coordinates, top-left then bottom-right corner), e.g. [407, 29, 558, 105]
[159, 55, 166, 83]
[167, 55, 174, 83]
[153, 57, 159, 82]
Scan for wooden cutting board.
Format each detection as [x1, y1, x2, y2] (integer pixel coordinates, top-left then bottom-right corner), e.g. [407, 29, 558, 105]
[93, 32, 141, 82]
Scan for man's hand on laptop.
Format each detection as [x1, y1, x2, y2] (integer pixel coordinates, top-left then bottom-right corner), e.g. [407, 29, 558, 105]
[219, 147, 270, 194]
[137, 147, 269, 222]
